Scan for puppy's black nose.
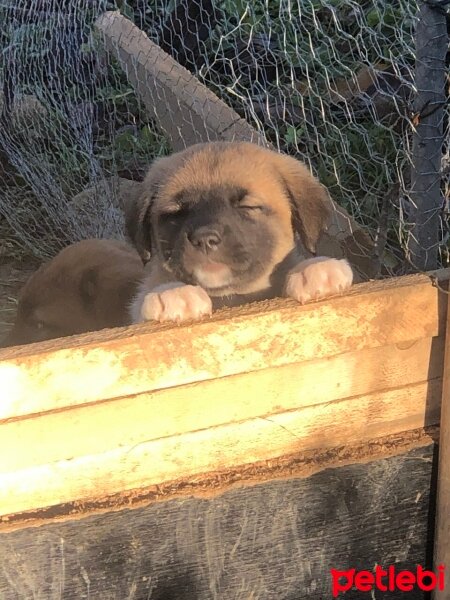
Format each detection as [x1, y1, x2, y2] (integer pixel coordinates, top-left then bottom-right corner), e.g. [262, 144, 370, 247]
[188, 227, 222, 252]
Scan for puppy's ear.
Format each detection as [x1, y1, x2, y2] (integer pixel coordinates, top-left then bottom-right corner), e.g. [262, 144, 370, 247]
[274, 153, 331, 255]
[123, 185, 142, 246]
[123, 183, 152, 263]
[125, 154, 183, 261]
[126, 197, 154, 263]
[79, 267, 98, 306]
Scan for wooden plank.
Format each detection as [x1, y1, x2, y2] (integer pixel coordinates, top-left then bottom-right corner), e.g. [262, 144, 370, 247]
[0, 378, 441, 516]
[0, 337, 443, 471]
[433, 291, 450, 599]
[0, 272, 447, 421]
[0, 445, 435, 600]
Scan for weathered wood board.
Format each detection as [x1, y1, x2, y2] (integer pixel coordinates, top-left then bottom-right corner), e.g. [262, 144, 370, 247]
[0, 271, 447, 518]
[0, 444, 437, 600]
[0, 271, 447, 599]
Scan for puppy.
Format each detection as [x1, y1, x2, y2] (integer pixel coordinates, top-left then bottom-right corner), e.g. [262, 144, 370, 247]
[2, 239, 144, 347]
[127, 142, 353, 324]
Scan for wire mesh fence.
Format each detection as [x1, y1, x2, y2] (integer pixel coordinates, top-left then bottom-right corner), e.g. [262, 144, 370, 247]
[0, 0, 448, 274]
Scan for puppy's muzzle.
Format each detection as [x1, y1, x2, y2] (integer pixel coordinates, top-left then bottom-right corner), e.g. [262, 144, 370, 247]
[188, 227, 222, 254]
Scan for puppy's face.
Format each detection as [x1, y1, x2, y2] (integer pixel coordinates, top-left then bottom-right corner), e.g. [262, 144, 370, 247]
[4, 268, 101, 346]
[136, 143, 331, 296]
[153, 182, 293, 295]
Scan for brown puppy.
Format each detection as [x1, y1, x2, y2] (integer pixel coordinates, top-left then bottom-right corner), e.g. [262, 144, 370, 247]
[3, 239, 144, 347]
[127, 142, 353, 323]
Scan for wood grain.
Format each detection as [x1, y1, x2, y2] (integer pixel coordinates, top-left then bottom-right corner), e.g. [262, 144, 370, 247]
[0, 445, 436, 600]
[0, 272, 446, 421]
[0, 378, 441, 516]
[0, 337, 443, 471]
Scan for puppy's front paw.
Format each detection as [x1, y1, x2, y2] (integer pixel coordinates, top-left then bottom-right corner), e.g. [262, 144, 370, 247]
[285, 257, 353, 304]
[141, 284, 212, 323]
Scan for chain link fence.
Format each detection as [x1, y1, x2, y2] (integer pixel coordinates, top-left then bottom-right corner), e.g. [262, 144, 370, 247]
[0, 0, 448, 273]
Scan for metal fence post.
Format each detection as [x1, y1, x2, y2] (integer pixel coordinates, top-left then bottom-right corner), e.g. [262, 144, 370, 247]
[407, 0, 448, 271]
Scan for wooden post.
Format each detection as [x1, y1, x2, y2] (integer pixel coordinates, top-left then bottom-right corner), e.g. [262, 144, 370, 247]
[433, 289, 450, 599]
[407, 1, 447, 271]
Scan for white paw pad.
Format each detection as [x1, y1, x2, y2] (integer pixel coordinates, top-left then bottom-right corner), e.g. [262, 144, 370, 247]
[140, 284, 212, 323]
[285, 258, 353, 304]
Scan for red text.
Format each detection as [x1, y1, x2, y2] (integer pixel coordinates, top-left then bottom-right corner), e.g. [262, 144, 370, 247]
[330, 565, 445, 597]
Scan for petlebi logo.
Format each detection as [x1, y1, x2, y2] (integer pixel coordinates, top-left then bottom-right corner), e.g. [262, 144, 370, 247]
[330, 564, 445, 597]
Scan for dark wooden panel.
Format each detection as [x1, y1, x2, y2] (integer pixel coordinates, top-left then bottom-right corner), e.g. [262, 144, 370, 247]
[0, 445, 436, 600]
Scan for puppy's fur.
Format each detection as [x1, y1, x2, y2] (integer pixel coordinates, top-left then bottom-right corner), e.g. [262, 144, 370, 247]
[3, 239, 144, 347]
[127, 142, 353, 323]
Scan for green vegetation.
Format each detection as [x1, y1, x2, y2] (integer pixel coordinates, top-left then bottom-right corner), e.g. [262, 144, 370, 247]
[2, 0, 446, 271]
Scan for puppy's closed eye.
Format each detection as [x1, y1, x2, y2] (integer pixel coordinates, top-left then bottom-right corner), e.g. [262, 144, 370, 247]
[27, 316, 63, 340]
[30, 316, 61, 335]
[159, 201, 192, 221]
[160, 204, 185, 216]
[235, 195, 270, 215]
[238, 204, 263, 212]
[20, 304, 47, 332]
